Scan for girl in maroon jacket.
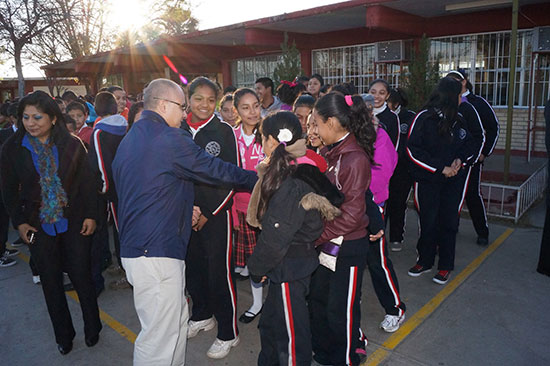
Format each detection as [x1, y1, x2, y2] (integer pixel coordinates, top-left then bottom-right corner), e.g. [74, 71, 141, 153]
[309, 93, 376, 366]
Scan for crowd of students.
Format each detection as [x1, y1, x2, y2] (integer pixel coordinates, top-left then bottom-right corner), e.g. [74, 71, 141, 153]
[0, 69, 500, 365]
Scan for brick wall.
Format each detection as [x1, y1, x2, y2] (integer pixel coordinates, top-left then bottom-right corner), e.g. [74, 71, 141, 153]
[492, 107, 546, 155]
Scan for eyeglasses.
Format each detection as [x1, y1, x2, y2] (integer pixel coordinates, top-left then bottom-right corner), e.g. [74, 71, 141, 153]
[153, 97, 187, 111]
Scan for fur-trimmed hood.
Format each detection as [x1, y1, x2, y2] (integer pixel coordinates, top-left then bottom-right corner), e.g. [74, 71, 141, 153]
[293, 163, 344, 220]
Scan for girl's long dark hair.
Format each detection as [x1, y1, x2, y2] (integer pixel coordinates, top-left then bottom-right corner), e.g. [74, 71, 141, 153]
[314, 92, 376, 162]
[233, 88, 261, 143]
[257, 111, 303, 220]
[15, 90, 69, 144]
[423, 76, 462, 137]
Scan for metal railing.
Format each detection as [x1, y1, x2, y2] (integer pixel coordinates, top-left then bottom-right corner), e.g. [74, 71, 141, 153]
[469, 162, 548, 223]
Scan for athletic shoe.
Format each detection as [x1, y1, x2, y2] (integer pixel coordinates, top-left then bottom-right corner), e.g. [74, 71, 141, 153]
[33, 275, 41, 284]
[433, 270, 450, 284]
[390, 241, 403, 252]
[380, 313, 406, 333]
[355, 347, 368, 364]
[4, 248, 19, 257]
[407, 264, 432, 277]
[476, 236, 489, 246]
[187, 317, 216, 338]
[206, 337, 240, 359]
[0, 254, 16, 267]
[11, 238, 24, 247]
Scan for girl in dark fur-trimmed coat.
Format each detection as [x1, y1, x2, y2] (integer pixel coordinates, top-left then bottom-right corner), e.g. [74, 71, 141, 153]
[247, 112, 343, 366]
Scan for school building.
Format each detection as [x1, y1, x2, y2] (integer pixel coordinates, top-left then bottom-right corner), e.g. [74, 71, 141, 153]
[41, 0, 550, 155]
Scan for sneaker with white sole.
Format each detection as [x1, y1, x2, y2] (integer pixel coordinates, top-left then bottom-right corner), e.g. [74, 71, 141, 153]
[187, 317, 216, 338]
[0, 254, 16, 267]
[4, 249, 19, 257]
[380, 313, 405, 333]
[390, 241, 403, 252]
[206, 337, 239, 359]
[407, 264, 432, 277]
[433, 270, 451, 285]
[33, 275, 41, 284]
[11, 238, 24, 247]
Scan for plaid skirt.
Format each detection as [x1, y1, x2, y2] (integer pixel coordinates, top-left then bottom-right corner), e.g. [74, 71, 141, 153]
[234, 210, 259, 267]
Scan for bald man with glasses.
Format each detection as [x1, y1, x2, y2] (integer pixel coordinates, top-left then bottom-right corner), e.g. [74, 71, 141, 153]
[113, 79, 257, 366]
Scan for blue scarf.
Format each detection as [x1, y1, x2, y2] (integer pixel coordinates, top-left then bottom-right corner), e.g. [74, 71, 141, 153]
[22, 134, 68, 236]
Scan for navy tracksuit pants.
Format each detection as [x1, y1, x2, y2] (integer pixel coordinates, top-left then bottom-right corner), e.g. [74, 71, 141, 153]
[387, 162, 414, 243]
[309, 237, 368, 366]
[258, 277, 312, 366]
[186, 209, 238, 341]
[414, 171, 469, 271]
[367, 234, 406, 316]
[465, 162, 489, 239]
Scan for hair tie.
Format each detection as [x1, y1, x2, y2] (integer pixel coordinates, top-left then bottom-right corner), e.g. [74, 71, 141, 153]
[281, 141, 287, 147]
[345, 95, 353, 106]
[281, 80, 297, 87]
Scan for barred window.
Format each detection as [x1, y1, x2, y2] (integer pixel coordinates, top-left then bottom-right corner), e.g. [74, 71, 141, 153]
[430, 30, 549, 107]
[312, 44, 376, 93]
[311, 30, 549, 107]
[231, 55, 283, 89]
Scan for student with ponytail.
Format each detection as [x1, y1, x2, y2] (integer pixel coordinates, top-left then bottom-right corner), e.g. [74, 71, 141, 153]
[406, 77, 478, 285]
[247, 111, 343, 366]
[309, 92, 376, 366]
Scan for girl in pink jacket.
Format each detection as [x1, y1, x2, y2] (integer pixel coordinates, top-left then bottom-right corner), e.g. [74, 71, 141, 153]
[231, 88, 265, 324]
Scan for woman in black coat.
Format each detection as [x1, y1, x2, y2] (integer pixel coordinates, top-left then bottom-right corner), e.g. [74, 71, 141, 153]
[0, 91, 101, 355]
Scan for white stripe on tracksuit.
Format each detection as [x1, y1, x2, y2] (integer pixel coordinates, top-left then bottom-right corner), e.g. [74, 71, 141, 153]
[345, 267, 358, 365]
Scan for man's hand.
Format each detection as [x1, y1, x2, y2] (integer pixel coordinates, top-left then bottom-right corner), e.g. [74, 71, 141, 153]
[80, 219, 96, 236]
[17, 223, 37, 244]
[193, 214, 208, 231]
[192, 206, 201, 227]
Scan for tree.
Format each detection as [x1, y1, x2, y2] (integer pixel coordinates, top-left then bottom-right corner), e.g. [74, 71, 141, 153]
[114, 0, 198, 46]
[0, 0, 71, 97]
[401, 34, 440, 111]
[272, 33, 302, 85]
[153, 0, 198, 36]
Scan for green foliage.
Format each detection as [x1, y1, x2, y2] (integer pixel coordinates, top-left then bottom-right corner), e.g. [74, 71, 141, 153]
[154, 0, 198, 36]
[272, 33, 302, 85]
[401, 35, 440, 111]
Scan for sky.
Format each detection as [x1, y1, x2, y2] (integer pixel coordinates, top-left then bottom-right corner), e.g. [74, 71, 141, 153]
[0, 0, 344, 78]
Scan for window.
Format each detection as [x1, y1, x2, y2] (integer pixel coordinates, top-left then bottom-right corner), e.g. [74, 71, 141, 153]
[430, 30, 549, 107]
[231, 55, 283, 89]
[311, 30, 549, 107]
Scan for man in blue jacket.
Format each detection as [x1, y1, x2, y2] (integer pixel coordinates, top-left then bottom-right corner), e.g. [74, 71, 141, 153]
[112, 78, 257, 366]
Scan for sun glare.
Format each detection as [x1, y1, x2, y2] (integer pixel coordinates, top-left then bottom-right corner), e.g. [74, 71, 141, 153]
[109, 0, 151, 32]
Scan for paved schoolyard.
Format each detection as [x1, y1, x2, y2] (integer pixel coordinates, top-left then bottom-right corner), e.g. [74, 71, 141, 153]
[1, 201, 549, 366]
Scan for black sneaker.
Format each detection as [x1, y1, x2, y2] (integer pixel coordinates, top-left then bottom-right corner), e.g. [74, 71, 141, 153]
[476, 237, 489, 246]
[433, 270, 451, 285]
[407, 264, 432, 277]
[11, 238, 24, 247]
[0, 254, 16, 267]
[5, 249, 20, 257]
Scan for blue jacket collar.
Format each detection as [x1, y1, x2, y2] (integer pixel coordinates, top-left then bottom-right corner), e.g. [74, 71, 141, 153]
[141, 110, 169, 126]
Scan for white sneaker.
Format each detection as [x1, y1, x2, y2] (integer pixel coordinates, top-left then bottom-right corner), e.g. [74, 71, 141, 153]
[206, 337, 239, 359]
[33, 275, 41, 284]
[380, 313, 405, 333]
[187, 317, 216, 338]
[390, 241, 403, 252]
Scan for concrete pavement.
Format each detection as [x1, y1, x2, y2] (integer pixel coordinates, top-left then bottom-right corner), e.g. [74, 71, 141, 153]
[1, 201, 549, 366]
